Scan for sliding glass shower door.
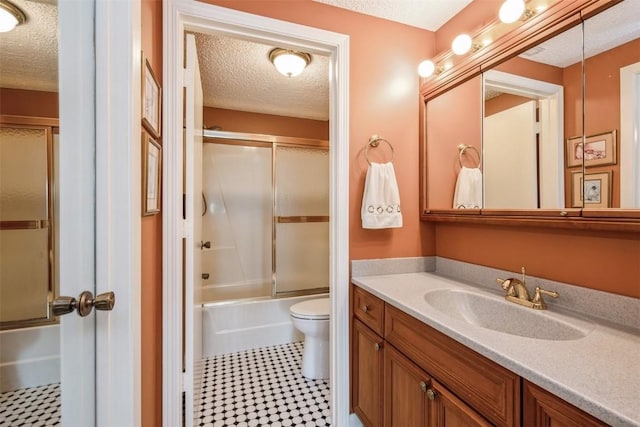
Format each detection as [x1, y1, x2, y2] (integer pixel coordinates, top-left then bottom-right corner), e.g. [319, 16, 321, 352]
[274, 145, 329, 296]
[201, 133, 330, 301]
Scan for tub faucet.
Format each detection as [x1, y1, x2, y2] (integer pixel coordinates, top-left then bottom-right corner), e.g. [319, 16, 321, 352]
[496, 267, 558, 310]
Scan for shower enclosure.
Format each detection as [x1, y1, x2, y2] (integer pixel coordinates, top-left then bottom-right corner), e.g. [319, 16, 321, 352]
[198, 130, 330, 357]
[200, 130, 329, 303]
[0, 118, 60, 393]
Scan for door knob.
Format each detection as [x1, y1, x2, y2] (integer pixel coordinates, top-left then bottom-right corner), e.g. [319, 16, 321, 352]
[52, 291, 115, 317]
[200, 241, 211, 249]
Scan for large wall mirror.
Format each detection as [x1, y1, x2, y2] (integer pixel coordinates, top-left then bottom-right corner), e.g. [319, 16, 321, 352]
[421, 0, 640, 229]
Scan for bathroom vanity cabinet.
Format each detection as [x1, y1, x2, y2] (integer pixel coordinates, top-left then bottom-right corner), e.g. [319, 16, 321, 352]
[350, 284, 608, 427]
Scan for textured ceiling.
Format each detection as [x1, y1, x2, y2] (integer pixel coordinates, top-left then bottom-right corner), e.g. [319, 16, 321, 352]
[194, 33, 331, 121]
[311, 0, 473, 31]
[1, 1, 638, 120]
[520, 0, 640, 67]
[0, 0, 58, 92]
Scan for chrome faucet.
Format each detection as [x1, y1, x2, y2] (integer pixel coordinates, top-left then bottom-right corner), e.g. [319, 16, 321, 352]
[497, 267, 558, 310]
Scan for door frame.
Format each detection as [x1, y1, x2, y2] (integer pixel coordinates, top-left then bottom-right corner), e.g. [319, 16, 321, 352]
[162, 2, 350, 426]
[483, 69, 565, 208]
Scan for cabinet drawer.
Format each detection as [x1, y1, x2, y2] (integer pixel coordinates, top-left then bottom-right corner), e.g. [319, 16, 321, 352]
[385, 304, 520, 427]
[352, 285, 385, 336]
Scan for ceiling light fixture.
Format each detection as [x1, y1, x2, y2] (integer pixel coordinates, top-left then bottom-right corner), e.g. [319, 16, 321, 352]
[0, 0, 26, 33]
[499, 0, 525, 24]
[269, 48, 312, 78]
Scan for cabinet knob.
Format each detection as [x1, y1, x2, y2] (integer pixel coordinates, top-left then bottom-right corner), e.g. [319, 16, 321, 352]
[419, 381, 428, 392]
[426, 389, 437, 401]
[362, 305, 370, 313]
[374, 342, 381, 351]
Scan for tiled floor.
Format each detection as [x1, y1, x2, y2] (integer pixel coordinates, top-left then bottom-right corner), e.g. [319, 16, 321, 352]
[195, 342, 331, 426]
[0, 383, 60, 426]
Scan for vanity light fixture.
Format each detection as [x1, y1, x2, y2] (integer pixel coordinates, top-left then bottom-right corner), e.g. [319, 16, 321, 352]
[0, 0, 26, 32]
[452, 34, 473, 55]
[499, 0, 526, 24]
[418, 0, 543, 79]
[418, 60, 436, 78]
[269, 48, 312, 78]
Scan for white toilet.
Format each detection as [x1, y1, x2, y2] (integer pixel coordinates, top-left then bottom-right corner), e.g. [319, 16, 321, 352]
[290, 297, 330, 380]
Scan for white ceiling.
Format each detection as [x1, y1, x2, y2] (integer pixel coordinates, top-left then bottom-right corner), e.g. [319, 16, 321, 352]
[1, 1, 638, 121]
[0, 0, 58, 92]
[520, 0, 640, 67]
[194, 33, 331, 121]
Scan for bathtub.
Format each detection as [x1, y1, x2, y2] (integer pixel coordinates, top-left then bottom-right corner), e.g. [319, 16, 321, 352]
[201, 293, 329, 357]
[0, 324, 60, 392]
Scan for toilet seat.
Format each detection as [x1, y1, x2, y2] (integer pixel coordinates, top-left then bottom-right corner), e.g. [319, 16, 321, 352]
[290, 298, 330, 320]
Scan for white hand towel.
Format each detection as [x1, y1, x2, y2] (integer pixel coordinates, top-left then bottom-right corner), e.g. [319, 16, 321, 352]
[361, 162, 403, 229]
[453, 167, 483, 209]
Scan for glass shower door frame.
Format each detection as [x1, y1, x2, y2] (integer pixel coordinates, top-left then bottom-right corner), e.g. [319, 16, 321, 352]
[0, 117, 58, 330]
[272, 141, 330, 297]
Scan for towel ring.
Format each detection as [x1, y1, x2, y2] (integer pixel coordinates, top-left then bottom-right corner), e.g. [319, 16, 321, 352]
[365, 135, 395, 165]
[458, 144, 481, 168]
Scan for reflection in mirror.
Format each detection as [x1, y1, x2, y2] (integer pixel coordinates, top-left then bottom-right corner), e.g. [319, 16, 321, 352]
[483, 70, 565, 209]
[0, 0, 61, 420]
[583, 0, 640, 209]
[425, 75, 482, 210]
[483, 19, 583, 210]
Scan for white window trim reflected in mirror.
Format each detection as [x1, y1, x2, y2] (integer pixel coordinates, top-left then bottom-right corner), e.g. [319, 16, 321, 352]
[620, 61, 640, 208]
[483, 70, 564, 209]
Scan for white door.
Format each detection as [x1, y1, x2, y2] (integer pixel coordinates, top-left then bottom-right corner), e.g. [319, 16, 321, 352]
[49, 1, 98, 425]
[58, 1, 139, 426]
[184, 33, 204, 427]
[0, 0, 137, 425]
[484, 100, 538, 208]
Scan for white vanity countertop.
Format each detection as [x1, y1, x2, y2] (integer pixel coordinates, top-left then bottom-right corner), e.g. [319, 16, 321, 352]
[352, 272, 640, 427]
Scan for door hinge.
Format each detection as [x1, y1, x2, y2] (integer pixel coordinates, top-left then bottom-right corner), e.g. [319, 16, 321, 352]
[182, 372, 188, 392]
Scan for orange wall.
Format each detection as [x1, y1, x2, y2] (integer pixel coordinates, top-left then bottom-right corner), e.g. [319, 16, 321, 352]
[484, 93, 531, 117]
[141, 0, 163, 426]
[0, 88, 59, 118]
[436, 224, 640, 298]
[201, 0, 437, 259]
[436, 0, 503, 54]
[203, 107, 329, 140]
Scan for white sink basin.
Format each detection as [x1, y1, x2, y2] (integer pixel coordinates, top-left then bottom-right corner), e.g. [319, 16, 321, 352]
[424, 289, 594, 341]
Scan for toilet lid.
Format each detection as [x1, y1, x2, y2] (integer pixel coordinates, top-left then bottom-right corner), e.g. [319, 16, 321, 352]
[290, 298, 330, 319]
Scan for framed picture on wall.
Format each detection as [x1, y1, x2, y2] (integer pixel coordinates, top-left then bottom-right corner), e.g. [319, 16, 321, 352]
[142, 53, 162, 138]
[142, 131, 162, 215]
[565, 130, 617, 168]
[571, 170, 611, 208]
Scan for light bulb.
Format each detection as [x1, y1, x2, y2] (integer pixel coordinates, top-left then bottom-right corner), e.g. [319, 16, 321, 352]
[418, 60, 435, 77]
[0, 7, 19, 32]
[274, 54, 306, 77]
[452, 34, 472, 55]
[499, 0, 525, 24]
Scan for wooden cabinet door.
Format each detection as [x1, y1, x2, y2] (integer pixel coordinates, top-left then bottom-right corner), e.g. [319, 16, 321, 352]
[430, 379, 492, 427]
[352, 319, 384, 427]
[523, 380, 608, 427]
[384, 344, 431, 426]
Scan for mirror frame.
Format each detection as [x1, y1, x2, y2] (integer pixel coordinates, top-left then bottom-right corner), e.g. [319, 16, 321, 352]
[419, 0, 640, 232]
